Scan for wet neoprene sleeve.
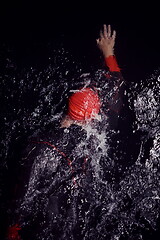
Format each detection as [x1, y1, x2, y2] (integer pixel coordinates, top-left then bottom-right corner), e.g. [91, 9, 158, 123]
[105, 55, 121, 72]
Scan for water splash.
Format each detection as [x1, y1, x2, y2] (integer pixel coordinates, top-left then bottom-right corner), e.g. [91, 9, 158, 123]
[0, 48, 160, 240]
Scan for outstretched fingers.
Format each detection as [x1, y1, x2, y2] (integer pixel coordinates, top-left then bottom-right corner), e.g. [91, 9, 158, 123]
[100, 29, 104, 39]
[103, 24, 108, 38]
[98, 25, 111, 40]
[112, 30, 116, 40]
[102, 24, 116, 40]
[107, 24, 111, 38]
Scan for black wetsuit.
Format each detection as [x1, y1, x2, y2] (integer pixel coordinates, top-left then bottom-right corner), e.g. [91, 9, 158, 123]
[6, 70, 140, 240]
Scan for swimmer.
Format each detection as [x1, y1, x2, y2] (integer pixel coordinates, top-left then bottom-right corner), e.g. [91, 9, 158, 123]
[7, 25, 125, 240]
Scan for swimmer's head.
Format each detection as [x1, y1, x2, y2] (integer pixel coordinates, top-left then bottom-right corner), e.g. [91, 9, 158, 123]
[67, 87, 101, 121]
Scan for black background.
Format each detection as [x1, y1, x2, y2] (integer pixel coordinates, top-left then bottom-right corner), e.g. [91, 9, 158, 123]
[0, 0, 160, 81]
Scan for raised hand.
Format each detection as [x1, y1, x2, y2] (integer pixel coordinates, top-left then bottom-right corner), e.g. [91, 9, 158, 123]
[97, 24, 116, 58]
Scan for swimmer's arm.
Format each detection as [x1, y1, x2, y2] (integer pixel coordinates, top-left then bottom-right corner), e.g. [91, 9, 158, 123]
[97, 24, 120, 72]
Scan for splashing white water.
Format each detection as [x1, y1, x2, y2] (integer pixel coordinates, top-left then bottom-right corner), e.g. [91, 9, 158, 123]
[1, 49, 160, 240]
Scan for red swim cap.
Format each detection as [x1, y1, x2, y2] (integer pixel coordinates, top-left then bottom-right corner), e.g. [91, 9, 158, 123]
[68, 88, 101, 121]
